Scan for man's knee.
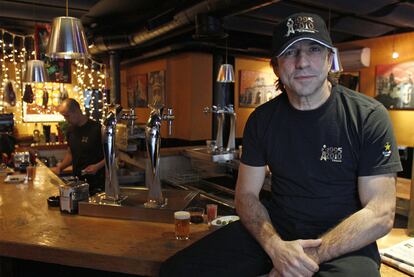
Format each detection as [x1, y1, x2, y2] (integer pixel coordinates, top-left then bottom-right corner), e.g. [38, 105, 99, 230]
[316, 256, 380, 277]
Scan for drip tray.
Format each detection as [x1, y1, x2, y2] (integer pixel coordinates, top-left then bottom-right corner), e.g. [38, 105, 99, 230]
[78, 187, 198, 223]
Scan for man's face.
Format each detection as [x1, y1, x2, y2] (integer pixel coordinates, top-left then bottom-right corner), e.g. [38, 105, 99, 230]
[59, 105, 78, 126]
[273, 40, 332, 98]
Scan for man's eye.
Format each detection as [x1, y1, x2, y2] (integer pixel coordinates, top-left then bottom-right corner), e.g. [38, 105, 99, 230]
[309, 46, 322, 53]
[284, 49, 297, 57]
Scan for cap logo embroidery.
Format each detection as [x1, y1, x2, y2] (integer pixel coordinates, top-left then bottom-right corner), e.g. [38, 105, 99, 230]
[285, 16, 318, 37]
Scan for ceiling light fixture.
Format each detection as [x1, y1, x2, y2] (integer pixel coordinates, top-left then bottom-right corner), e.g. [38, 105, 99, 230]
[391, 31, 399, 60]
[217, 39, 234, 83]
[46, 0, 89, 59]
[24, 60, 48, 83]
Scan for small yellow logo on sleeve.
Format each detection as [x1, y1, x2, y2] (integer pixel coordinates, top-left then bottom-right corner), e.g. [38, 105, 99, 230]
[382, 142, 392, 157]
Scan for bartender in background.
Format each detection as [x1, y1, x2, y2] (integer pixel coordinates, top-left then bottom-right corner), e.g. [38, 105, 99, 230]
[51, 98, 105, 195]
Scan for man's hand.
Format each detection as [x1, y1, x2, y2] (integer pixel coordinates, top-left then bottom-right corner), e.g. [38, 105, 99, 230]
[83, 163, 100, 175]
[50, 166, 61, 175]
[267, 237, 321, 277]
[304, 245, 321, 265]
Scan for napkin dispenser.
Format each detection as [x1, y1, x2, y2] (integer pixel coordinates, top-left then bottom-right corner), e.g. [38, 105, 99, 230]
[59, 178, 89, 214]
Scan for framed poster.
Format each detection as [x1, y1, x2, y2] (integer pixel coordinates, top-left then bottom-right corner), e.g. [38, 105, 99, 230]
[127, 74, 148, 108]
[375, 62, 414, 109]
[34, 23, 51, 60]
[148, 70, 165, 106]
[239, 70, 281, 108]
[22, 83, 66, 122]
[34, 23, 71, 83]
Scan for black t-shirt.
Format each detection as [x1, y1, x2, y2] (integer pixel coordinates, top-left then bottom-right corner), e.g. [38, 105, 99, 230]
[67, 119, 105, 190]
[242, 84, 402, 242]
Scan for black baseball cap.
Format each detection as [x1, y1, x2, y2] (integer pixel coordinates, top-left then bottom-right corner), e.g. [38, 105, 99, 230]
[272, 13, 334, 57]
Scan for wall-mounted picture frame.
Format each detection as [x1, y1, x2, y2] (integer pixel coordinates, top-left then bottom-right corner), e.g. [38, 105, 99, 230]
[127, 74, 148, 108]
[34, 23, 50, 60]
[22, 83, 66, 122]
[148, 70, 165, 106]
[44, 58, 72, 83]
[375, 61, 414, 110]
[34, 23, 71, 83]
[238, 70, 281, 108]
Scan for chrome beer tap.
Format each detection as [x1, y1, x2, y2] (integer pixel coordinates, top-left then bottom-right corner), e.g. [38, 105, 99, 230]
[119, 108, 137, 135]
[163, 108, 175, 136]
[144, 102, 175, 208]
[102, 104, 124, 202]
[224, 105, 236, 152]
[204, 105, 225, 152]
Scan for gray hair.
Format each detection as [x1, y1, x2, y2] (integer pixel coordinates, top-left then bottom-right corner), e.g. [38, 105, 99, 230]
[62, 98, 81, 113]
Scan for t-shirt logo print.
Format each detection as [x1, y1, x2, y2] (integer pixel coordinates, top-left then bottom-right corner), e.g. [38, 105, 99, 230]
[285, 16, 318, 37]
[320, 145, 343, 163]
[81, 136, 88, 143]
[382, 142, 392, 157]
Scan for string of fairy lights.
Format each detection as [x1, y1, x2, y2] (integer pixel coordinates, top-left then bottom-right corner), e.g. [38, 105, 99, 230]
[0, 27, 108, 128]
[74, 59, 108, 123]
[0, 30, 30, 125]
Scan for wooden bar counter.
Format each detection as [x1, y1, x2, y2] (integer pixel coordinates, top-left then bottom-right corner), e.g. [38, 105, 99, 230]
[0, 164, 211, 276]
[0, 164, 411, 276]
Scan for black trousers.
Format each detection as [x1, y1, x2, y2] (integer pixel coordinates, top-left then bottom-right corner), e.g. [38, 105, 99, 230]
[160, 221, 380, 277]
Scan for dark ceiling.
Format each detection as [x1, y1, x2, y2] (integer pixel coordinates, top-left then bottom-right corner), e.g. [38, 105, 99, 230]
[1, 0, 413, 62]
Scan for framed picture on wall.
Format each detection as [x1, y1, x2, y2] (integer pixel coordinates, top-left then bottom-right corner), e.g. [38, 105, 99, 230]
[22, 84, 65, 122]
[127, 74, 148, 108]
[375, 61, 414, 110]
[238, 70, 281, 108]
[148, 70, 165, 106]
[34, 23, 50, 60]
[34, 23, 71, 83]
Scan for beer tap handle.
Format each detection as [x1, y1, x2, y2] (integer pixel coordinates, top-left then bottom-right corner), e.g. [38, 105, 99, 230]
[216, 112, 225, 151]
[162, 108, 175, 136]
[227, 112, 236, 151]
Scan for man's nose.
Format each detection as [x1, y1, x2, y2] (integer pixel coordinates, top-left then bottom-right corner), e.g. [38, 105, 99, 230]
[295, 50, 310, 68]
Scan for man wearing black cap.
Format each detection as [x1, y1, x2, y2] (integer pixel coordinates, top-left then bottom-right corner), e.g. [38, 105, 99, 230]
[160, 13, 401, 277]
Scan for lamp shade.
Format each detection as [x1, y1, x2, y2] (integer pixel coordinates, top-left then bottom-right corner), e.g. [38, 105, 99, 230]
[46, 16, 89, 59]
[24, 60, 48, 83]
[216, 64, 235, 83]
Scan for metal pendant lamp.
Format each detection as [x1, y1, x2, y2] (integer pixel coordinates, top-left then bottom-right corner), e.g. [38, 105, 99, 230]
[24, 60, 49, 83]
[217, 64, 235, 83]
[217, 40, 234, 83]
[46, 0, 89, 59]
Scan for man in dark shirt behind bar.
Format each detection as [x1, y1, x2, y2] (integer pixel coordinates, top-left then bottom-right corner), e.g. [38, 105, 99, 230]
[52, 98, 105, 195]
[160, 12, 402, 277]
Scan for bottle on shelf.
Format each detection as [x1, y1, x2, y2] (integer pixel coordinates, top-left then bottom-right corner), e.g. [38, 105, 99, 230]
[39, 124, 46, 143]
[33, 123, 40, 143]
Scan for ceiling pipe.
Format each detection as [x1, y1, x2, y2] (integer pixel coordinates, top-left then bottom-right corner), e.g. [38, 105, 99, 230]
[120, 41, 269, 67]
[90, 0, 276, 55]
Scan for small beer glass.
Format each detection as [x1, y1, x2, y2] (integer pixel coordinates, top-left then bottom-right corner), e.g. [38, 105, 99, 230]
[206, 204, 218, 225]
[174, 211, 190, 240]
